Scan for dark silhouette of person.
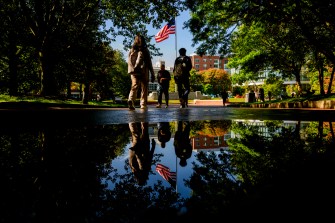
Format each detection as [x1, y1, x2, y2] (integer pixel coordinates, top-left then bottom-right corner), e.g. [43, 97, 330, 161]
[156, 64, 171, 108]
[157, 122, 172, 148]
[221, 90, 229, 106]
[128, 122, 156, 185]
[173, 48, 193, 108]
[174, 121, 192, 167]
[259, 88, 265, 102]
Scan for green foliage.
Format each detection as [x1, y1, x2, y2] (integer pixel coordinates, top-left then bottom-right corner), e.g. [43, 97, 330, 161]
[0, 0, 185, 101]
[263, 74, 284, 98]
[232, 85, 244, 96]
[199, 68, 231, 95]
[189, 69, 204, 92]
[185, 0, 335, 94]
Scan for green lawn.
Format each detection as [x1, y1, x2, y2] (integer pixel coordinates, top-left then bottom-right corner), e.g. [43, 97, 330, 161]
[0, 93, 334, 108]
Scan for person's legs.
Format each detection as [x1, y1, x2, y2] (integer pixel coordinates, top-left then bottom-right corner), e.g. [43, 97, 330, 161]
[140, 75, 149, 109]
[181, 77, 190, 108]
[163, 87, 169, 107]
[157, 86, 162, 107]
[176, 81, 185, 108]
[128, 76, 139, 110]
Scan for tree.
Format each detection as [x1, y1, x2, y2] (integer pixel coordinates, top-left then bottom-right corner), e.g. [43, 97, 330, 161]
[189, 69, 203, 92]
[1, 0, 185, 102]
[184, 0, 335, 94]
[198, 68, 231, 95]
[229, 23, 309, 94]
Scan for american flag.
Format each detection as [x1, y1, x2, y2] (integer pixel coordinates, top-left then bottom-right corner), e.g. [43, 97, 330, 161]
[156, 163, 176, 188]
[155, 18, 176, 43]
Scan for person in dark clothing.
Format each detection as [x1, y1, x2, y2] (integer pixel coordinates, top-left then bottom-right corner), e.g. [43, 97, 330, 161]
[173, 48, 193, 108]
[259, 88, 265, 102]
[156, 64, 171, 108]
[221, 90, 229, 106]
[268, 91, 272, 101]
[128, 122, 156, 185]
[174, 121, 192, 167]
[157, 122, 172, 148]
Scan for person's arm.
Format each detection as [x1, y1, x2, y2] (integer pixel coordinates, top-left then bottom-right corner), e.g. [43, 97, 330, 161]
[144, 48, 155, 82]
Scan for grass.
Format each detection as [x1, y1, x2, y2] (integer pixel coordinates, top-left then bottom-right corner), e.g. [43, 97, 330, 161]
[0, 93, 334, 108]
[0, 95, 124, 108]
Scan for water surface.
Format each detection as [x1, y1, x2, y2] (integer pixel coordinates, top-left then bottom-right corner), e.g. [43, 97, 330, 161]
[1, 109, 334, 222]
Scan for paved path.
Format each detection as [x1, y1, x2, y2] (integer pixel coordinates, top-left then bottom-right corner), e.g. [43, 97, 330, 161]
[1, 103, 335, 126]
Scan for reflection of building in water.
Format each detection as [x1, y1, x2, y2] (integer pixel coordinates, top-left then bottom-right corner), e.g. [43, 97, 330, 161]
[191, 134, 230, 152]
[231, 120, 310, 138]
[147, 120, 312, 153]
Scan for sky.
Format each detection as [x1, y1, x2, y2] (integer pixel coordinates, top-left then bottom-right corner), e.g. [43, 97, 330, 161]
[111, 136, 198, 199]
[110, 10, 198, 68]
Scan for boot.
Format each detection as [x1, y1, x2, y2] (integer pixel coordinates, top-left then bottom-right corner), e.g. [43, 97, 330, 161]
[179, 98, 185, 108]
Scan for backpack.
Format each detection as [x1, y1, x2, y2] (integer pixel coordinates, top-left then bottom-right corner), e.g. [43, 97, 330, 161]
[128, 49, 145, 76]
[174, 56, 189, 77]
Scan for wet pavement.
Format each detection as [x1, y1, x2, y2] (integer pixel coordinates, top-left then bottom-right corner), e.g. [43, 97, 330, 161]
[1, 104, 335, 126]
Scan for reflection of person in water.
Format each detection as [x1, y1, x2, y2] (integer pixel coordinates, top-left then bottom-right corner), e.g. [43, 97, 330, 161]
[128, 122, 156, 185]
[157, 122, 172, 148]
[174, 121, 192, 167]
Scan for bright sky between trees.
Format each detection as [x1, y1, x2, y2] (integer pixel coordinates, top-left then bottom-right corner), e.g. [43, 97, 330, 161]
[110, 10, 197, 68]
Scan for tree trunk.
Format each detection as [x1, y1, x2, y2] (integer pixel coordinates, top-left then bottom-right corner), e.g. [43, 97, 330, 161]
[318, 67, 325, 95]
[8, 37, 19, 96]
[327, 67, 334, 95]
[294, 71, 303, 95]
[39, 49, 58, 97]
[82, 82, 90, 104]
[66, 82, 71, 98]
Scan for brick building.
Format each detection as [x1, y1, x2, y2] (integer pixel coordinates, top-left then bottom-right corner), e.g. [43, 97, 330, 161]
[189, 53, 230, 73]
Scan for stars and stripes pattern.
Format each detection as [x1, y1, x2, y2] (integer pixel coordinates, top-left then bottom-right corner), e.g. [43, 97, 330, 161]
[156, 163, 176, 188]
[155, 18, 176, 43]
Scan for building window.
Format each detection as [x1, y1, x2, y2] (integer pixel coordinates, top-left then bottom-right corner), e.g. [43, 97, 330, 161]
[203, 64, 207, 69]
[149, 83, 157, 92]
[195, 58, 200, 63]
[195, 64, 200, 69]
[203, 59, 207, 62]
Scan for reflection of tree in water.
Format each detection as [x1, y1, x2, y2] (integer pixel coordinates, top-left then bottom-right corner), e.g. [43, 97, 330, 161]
[0, 125, 130, 222]
[0, 124, 183, 223]
[102, 162, 182, 223]
[183, 121, 335, 221]
[2, 121, 335, 222]
[190, 120, 232, 136]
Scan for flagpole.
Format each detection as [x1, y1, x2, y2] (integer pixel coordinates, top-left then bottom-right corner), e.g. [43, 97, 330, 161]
[175, 16, 178, 58]
[175, 152, 178, 193]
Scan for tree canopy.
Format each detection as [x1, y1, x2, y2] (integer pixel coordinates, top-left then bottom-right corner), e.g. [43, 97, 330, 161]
[184, 0, 335, 94]
[0, 0, 186, 102]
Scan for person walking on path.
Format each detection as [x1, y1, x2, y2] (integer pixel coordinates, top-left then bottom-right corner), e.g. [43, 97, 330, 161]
[173, 48, 192, 108]
[221, 90, 229, 107]
[156, 64, 171, 108]
[127, 34, 155, 110]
